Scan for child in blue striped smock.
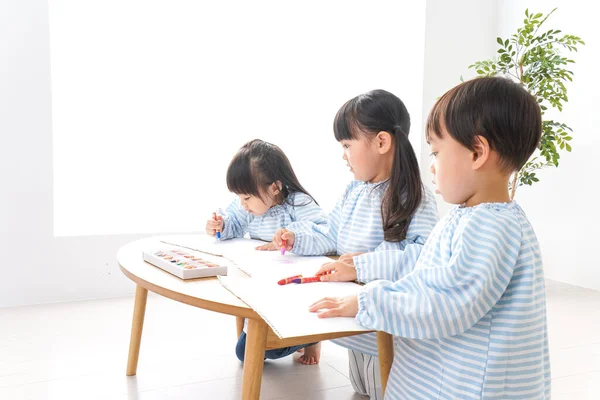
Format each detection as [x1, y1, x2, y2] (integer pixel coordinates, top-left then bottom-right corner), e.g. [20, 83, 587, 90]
[205, 139, 326, 249]
[205, 139, 328, 362]
[310, 76, 551, 399]
[272, 90, 439, 373]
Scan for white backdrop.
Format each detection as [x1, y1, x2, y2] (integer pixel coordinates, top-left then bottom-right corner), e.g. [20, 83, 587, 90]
[49, 0, 427, 236]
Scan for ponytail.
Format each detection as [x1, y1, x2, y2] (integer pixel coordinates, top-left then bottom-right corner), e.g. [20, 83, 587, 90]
[381, 126, 423, 242]
[333, 89, 423, 242]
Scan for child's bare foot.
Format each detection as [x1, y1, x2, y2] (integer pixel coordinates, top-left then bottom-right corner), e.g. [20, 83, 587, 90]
[297, 342, 321, 365]
[296, 348, 304, 354]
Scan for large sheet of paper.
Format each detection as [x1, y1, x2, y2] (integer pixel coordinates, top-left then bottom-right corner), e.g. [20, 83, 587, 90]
[216, 248, 370, 339]
[161, 235, 370, 339]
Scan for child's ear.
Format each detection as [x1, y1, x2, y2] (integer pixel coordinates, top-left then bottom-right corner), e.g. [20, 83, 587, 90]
[376, 131, 393, 154]
[270, 181, 282, 195]
[472, 135, 490, 170]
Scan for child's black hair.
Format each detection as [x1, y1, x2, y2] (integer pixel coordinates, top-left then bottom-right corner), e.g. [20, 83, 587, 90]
[226, 139, 317, 206]
[426, 76, 542, 171]
[334, 89, 423, 242]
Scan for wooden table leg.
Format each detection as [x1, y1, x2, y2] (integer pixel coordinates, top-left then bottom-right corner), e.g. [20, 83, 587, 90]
[241, 318, 268, 400]
[236, 316, 245, 338]
[377, 331, 394, 395]
[126, 285, 148, 376]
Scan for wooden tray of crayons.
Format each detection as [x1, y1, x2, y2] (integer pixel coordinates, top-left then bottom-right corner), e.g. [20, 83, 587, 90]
[142, 246, 229, 280]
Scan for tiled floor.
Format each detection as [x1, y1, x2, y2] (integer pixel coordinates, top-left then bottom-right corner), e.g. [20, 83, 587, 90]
[0, 279, 598, 399]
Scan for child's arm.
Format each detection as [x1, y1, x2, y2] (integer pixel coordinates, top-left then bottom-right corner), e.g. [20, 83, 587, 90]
[356, 208, 521, 339]
[283, 183, 357, 255]
[353, 187, 439, 282]
[288, 192, 329, 227]
[219, 198, 252, 240]
[284, 189, 347, 256]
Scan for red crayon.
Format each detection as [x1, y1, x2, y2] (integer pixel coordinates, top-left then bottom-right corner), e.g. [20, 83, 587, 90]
[277, 274, 302, 285]
[291, 276, 321, 284]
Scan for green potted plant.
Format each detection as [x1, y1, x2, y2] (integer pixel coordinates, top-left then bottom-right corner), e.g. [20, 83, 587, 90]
[466, 8, 584, 198]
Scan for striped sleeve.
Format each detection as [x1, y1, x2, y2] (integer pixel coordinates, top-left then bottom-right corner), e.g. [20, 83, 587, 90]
[287, 193, 329, 228]
[354, 186, 439, 282]
[356, 207, 522, 339]
[287, 183, 356, 256]
[220, 198, 251, 240]
[286, 199, 339, 256]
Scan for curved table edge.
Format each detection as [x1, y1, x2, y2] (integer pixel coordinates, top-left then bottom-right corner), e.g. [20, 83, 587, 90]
[119, 264, 258, 320]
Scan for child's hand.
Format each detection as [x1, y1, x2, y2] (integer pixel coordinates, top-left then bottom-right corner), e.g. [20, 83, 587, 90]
[337, 252, 364, 267]
[273, 229, 294, 251]
[309, 295, 359, 318]
[315, 261, 357, 282]
[255, 242, 278, 251]
[205, 215, 223, 237]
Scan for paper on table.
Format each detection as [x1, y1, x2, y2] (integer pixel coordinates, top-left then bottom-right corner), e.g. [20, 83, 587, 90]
[163, 235, 335, 278]
[160, 235, 267, 261]
[232, 250, 333, 278]
[219, 275, 370, 339]
[164, 236, 369, 338]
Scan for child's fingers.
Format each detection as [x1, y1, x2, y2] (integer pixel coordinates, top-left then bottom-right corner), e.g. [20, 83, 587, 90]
[339, 252, 361, 264]
[273, 230, 283, 246]
[308, 297, 340, 312]
[205, 220, 217, 236]
[256, 242, 277, 251]
[318, 272, 344, 282]
[316, 307, 343, 319]
[315, 263, 336, 276]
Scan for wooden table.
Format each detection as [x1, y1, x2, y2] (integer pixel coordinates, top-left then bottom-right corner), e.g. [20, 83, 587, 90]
[118, 237, 394, 399]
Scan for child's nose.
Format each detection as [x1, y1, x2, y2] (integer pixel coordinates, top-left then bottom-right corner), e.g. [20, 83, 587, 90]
[429, 159, 436, 174]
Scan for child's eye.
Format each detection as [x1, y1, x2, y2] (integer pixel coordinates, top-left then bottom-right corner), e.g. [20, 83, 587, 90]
[343, 144, 349, 149]
[430, 152, 438, 157]
[244, 197, 251, 201]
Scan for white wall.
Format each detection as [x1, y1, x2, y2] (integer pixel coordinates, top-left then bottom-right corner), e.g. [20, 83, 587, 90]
[420, 0, 501, 217]
[49, 0, 427, 237]
[497, 0, 600, 290]
[0, 0, 142, 307]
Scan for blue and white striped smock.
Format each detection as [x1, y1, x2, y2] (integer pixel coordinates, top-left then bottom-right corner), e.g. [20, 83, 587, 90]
[356, 202, 551, 399]
[288, 180, 439, 262]
[292, 180, 440, 355]
[220, 192, 327, 242]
